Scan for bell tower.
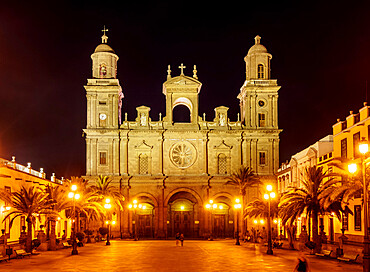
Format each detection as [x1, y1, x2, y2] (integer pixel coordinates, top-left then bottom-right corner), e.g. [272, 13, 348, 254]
[238, 35, 280, 129]
[238, 35, 281, 176]
[83, 27, 123, 176]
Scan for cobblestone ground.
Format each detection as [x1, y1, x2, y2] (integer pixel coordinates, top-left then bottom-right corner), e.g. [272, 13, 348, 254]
[0, 240, 363, 272]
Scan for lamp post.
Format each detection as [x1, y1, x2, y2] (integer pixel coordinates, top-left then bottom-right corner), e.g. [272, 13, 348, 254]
[128, 200, 146, 241]
[205, 200, 216, 241]
[68, 185, 80, 255]
[348, 138, 370, 272]
[104, 198, 112, 245]
[234, 198, 242, 245]
[264, 184, 276, 255]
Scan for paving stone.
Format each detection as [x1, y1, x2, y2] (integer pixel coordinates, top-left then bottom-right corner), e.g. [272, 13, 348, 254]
[0, 240, 363, 272]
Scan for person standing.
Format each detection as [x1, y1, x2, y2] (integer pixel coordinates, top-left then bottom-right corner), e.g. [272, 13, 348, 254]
[180, 233, 184, 246]
[175, 232, 180, 246]
[294, 252, 310, 272]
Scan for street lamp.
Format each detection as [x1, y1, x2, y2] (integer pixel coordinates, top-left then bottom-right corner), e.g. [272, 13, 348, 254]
[128, 200, 146, 241]
[68, 185, 80, 255]
[264, 185, 276, 255]
[234, 198, 242, 245]
[205, 200, 217, 241]
[104, 198, 112, 245]
[348, 137, 370, 272]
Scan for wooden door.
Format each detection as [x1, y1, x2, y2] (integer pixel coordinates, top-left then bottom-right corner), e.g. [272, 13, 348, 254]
[173, 211, 191, 237]
[214, 215, 225, 238]
[138, 215, 153, 238]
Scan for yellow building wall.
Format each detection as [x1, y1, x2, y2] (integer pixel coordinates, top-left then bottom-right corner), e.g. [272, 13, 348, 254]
[332, 103, 370, 241]
[0, 159, 70, 244]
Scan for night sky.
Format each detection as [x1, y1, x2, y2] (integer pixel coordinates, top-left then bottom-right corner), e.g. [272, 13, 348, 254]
[1, 1, 370, 179]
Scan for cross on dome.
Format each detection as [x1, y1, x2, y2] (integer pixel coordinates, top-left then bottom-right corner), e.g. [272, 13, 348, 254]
[178, 63, 186, 75]
[101, 25, 109, 44]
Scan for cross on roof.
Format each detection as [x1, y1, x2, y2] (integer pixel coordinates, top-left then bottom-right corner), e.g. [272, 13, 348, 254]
[101, 25, 109, 43]
[102, 25, 109, 36]
[178, 63, 186, 75]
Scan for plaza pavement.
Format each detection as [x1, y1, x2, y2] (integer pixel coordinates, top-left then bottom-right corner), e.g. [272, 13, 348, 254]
[0, 240, 363, 272]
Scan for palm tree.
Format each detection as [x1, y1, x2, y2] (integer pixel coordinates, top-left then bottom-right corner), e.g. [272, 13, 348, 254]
[225, 166, 262, 235]
[74, 190, 106, 235]
[90, 175, 125, 210]
[0, 186, 56, 252]
[245, 196, 279, 219]
[279, 165, 341, 253]
[44, 185, 71, 250]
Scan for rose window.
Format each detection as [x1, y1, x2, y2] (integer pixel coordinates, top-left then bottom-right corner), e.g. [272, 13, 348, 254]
[170, 141, 196, 169]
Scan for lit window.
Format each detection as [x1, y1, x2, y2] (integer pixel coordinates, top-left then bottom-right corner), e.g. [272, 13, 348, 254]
[99, 64, 107, 77]
[99, 152, 107, 165]
[218, 153, 227, 174]
[139, 154, 149, 174]
[341, 138, 347, 158]
[259, 152, 266, 165]
[257, 64, 264, 79]
[258, 113, 266, 127]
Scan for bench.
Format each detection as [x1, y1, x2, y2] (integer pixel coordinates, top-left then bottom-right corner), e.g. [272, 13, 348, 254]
[62, 242, 72, 248]
[337, 253, 359, 263]
[273, 242, 283, 249]
[0, 254, 8, 262]
[315, 249, 332, 257]
[15, 249, 31, 258]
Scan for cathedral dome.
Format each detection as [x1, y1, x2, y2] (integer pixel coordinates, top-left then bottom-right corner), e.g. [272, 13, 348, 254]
[94, 43, 115, 53]
[247, 35, 268, 55]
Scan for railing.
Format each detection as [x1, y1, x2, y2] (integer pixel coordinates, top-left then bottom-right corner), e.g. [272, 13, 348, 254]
[0, 158, 63, 185]
[246, 79, 278, 86]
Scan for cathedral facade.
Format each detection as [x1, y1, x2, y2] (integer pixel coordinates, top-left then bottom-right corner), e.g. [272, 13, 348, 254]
[83, 32, 281, 239]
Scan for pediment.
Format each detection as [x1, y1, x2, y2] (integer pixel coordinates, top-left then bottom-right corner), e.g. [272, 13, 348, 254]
[165, 75, 201, 86]
[134, 140, 153, 150]
[214, 140, 233, 150]
[163, 75, 202, 95]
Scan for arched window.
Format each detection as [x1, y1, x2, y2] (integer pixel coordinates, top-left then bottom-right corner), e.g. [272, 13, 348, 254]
[257, 64, 264, 79]
[99, 64, 107, 78]
[139, 154, 149, 174]
[218, 153, 227, 174]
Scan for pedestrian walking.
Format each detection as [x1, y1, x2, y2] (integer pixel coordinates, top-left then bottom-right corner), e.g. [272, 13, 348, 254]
[293, 252, 310, 272]
[175, 232, 180, 246]
[180, 233, 184, 246]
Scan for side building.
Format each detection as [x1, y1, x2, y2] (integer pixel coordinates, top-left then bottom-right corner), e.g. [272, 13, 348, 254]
[277, 135, 333, 238]
[83, 33, 282, 238]
[0, 157, 69, 254]
[332, 102, 370, 243]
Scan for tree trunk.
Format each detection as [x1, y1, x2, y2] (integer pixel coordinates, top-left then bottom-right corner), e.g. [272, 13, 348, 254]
[49, 219, 57, 251]
[312, 209, 321, 253]
[287, 224, 295, 249]
[242, 193, 246, 237]
[26, 218, 32, 253]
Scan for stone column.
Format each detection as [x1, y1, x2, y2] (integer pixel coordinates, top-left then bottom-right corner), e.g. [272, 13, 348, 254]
[92, 138, 98, 176]
[203, 133, 209, 175]
[92, 94, 97, 127]
[86, 138, 91, 175]
[273, 95, 278, 128]
[268, 95, 273, 127]
[122, 183, 130, 238]
[251, 139, 258, 171]
[158, 134, 164, 175]
[120, 135, 128, 175]
[157, 184, 166, 238]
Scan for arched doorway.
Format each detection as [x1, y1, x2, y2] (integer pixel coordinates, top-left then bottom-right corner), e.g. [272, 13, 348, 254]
[167, 191, 199, 238]
[211, 196, 234, 238]
[129, 195, 156, 239]
[136, 203, 154, 238]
